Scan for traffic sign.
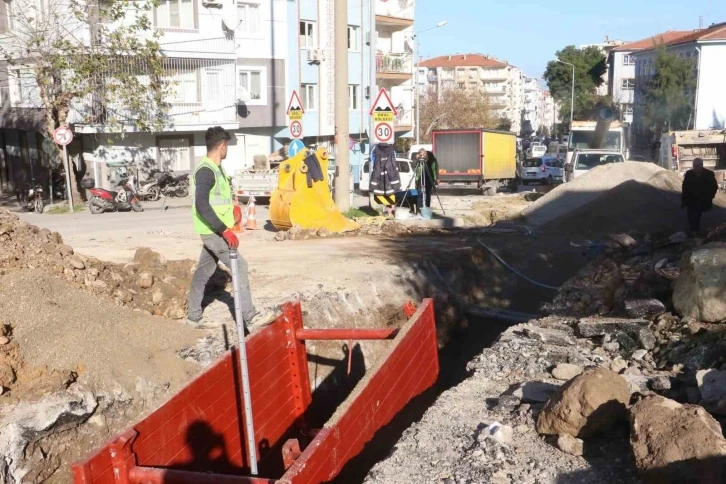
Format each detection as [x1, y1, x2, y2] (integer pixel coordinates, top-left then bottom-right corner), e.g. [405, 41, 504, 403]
[53, 126, 73, 146]
[370, 88, 397, 123]
[286, 90, 304, 121]
[290, 120, 303, 140]
[374, 122, 394, 144]
[289, 139, 305, 157]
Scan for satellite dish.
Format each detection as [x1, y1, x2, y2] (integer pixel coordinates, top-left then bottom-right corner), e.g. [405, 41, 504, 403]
[238, 87, 251, 103]
[222, 16, 238, 32]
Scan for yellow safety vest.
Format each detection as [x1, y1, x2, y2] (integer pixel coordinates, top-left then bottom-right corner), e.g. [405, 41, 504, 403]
[191, 157, 234, 235]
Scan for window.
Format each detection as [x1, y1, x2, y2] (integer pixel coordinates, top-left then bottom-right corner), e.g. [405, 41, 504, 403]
[621, 78, 635, 91]
[348, 84, 359, 110]
[156, 0, 195, 29]
[468, 68, 477, 79]
[237, 2, 260, 35]
[2, 0, 14, 32]
[238, 68, 264, 103]
[206, 69, 222, 102]
[166, 69, 199, 104]
[13, 69, 39, 106]
[347, 25, 359, 51]
[441, 68, 454, 80]
[301, 83, 316, 110]
[623, 54, 635, 65]
[456, 82, 465, 89]
[158, 137, 191, 171]
[299, 21, 315, 48]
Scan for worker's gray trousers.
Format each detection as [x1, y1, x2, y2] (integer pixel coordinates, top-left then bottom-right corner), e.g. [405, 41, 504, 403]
[187, 233, 256, 322]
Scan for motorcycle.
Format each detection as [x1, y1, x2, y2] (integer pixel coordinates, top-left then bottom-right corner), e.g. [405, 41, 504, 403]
[136, 178, 161, 202]
[83, 175, 143, 214]
[18, 180, 45, 213]
[155, 169, 189, 198]
[51, 167, 67, 202]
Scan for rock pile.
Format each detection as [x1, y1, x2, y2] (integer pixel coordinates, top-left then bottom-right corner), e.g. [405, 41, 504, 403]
[0, 209, 227, 319]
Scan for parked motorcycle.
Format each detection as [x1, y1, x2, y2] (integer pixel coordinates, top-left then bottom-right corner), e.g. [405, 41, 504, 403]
[83, 175, 143, 214]
[51, 167, 67, 202]
[18, 180, 45, 213]
[155, 169, 189, 198]
[136, 178, 161, 202]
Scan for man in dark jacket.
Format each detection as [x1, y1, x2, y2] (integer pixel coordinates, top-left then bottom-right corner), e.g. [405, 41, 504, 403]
[682, 157, 718, 233]
[413, 149, 438, 210]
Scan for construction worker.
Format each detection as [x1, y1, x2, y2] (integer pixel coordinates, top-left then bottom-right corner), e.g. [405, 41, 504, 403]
[414, 148, 438, 211]
[187, 126, 271, 330]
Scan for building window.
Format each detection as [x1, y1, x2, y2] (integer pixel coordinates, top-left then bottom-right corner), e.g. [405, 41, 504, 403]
[2, 0, 15, 32]
[237, 2, 260, 35]
[299, 21, 315, 48]
[12, 68, 40, 106]
[158, 137, 191, 172]
[456, 82, 465, 89]
[441, 68, 454, 80]
[238, 68, 265, 103]
[468, 68, 477, 79]
[621, 78, 635, 91]
[156, 0, 195, 29]
[347, 25, 359, 51]
[623, 54, 635, 65]
[301, 83, 316, 110]
[348, 84, 359, 110]
[166, 69, 199, 104]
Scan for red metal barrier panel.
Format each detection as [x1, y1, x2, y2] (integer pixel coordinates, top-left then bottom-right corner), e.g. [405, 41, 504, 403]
[278, 298, 438, 483]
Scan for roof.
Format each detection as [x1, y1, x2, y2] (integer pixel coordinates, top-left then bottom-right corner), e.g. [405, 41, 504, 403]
[611, 30, 696, 52]
[417, 54, 508, 68]
[664, 22, 726, 46]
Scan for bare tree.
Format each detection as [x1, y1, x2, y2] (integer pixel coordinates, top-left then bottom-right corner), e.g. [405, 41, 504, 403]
[0, 0, 170, 203]
[418, 87, 500, 142]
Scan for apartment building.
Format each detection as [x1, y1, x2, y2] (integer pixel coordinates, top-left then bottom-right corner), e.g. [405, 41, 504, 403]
[632, 22, 726, 146]
[417, 54, 524, 134]
[579, 37, 625, 96]
[522, 76, 541, 134]
[607, 30, 693, 124]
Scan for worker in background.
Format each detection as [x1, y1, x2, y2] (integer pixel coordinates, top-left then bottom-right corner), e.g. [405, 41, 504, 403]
[681, 157, 718, 234]
[187, 126, 271, 331]
[414, 148, 438, 211]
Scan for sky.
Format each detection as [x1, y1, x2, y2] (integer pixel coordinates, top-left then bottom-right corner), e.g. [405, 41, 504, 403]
[415, 0, 726, 81]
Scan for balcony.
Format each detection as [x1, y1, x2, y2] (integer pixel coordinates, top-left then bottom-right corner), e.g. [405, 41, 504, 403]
[376, 53, 413, 81]
[159, 35, 237, 60]
[375, 0, 414, 28]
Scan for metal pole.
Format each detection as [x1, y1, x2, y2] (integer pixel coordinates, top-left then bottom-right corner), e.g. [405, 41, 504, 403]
[415, 36, 420, 145]
[569, 65, 575, 128]
[229, 250, 258, 475]
[62, 145, 74, 213]
[333, 0, 350, 211]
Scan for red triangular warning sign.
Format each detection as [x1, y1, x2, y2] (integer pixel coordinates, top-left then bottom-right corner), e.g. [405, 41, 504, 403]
[287, 90, 305, 115]
[369, 88, 397, 116]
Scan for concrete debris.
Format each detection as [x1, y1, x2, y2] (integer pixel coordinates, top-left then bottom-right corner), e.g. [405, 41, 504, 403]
[577, 318, 650, 338]
[625, 299, 667, 319]
[696, 369, 726, 403]
[673, 243, 726, 323]
[630, 396, 726, 483]
[556, 434, 584, 457]
[536, 368, 630, 438]
[479, 422, 513, 446]
[522, 326, 575, 346]
[551, 363, 583, 381]
[510, 381, 560, 403]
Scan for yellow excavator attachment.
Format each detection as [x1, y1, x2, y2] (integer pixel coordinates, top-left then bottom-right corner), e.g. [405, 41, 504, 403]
[269, 148, 360, 233]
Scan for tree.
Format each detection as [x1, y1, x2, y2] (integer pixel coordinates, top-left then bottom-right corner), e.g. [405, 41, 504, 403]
[418, 88, 499, 142]
[643, 46, 696, 137]
[543, 45, 608, 123]
[495, 117, 512, 132]
[0, 0, 169, 204]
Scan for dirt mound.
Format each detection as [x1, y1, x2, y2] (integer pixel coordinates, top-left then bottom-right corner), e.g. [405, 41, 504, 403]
[522, 162, 665, 227]
[0, 209, 226, 319]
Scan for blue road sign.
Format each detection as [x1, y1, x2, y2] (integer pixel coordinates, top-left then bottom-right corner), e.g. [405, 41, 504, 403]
[289, 139, 305, 157]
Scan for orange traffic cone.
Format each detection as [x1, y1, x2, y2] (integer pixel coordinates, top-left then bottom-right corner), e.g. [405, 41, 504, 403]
[246, 197, 259, 230]
[232, 198, 245, 233]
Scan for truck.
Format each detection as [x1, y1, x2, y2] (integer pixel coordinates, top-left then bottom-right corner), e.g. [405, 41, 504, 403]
[659, 129, 726, 177]
[566, 108, 628, 166]
[431, 129, 518, 195]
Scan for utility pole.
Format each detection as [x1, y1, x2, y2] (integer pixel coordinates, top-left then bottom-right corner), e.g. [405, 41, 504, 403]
[334, 0, 350, 211]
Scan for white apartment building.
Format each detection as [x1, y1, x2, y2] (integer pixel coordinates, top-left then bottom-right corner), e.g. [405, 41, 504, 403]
[417, 53, 525, 134]
[633, 22, 726, 146]
[580, 37, 625, 97]
[543, 91, 557, 134]
[522, 76, 541, 134]
[607, 30, 694, 124]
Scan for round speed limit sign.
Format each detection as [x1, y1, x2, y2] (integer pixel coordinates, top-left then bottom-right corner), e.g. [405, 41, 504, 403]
[290, 120, 303, 140]
[374, 122, 393, 143]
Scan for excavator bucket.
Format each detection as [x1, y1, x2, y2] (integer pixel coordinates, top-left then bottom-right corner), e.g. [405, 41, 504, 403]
[269, 148, 360, 233]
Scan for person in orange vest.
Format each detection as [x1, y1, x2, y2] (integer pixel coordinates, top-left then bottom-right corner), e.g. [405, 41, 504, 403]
[186, 127, 272, 331]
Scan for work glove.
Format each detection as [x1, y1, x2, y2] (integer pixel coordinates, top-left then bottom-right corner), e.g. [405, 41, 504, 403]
[233, 205, 242, 224]
[222, 229, 239, 249]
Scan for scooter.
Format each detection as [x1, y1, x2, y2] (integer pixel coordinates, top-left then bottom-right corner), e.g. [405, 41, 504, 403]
[83, 175, 143, 214]
[18, 180, 44, 213]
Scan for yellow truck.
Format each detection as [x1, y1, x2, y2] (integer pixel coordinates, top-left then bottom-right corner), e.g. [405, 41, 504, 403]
[431, 129, 517, 195]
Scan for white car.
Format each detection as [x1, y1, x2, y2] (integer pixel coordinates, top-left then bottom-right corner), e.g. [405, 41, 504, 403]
[359, 157, 416, 208]
[519, 155, 563, 185]
[526, 143, 547, 159]
[565, 150, 625, 182]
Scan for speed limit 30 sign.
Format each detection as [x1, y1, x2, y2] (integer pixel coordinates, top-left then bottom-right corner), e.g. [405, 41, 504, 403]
[290, 120, 303, 139]
[374, 122, 393, 144]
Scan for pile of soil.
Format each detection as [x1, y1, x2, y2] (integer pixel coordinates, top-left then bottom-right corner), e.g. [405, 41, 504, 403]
[0, 209, 226, 319]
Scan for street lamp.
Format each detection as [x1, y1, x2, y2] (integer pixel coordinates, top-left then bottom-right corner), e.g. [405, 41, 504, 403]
[556, 60, 575, 129]
[414, 20, 448, 144]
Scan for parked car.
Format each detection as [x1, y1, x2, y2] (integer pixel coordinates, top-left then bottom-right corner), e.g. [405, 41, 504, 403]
[565, 150, 625, 182]
[359, 157, 416, 208]
[519, 155, 563, 185]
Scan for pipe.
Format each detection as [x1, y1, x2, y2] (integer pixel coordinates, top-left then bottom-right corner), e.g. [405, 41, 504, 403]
[589, 107, 615, 149]
[295, 328, 398, 341]
[128, 467, 272, 484]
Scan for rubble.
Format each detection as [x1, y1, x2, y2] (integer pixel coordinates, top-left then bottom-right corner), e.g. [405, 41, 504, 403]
[556, 434, 584, 457]
[673, 243, 726, 323]
[551, 363, 583, 381]
[696, 369, 726, 403]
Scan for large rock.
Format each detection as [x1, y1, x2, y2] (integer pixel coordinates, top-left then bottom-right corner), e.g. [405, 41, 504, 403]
[630, 395, 726, 483]
[536, 368, 629, 438]
[673, 243, 726, 323]
[577, 317, 649, 338]
[696, 369, 726, 403]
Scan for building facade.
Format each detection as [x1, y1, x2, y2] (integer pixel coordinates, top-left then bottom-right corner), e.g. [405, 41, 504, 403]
[579, 37, 625, 97]
[632, 23, 726, 146]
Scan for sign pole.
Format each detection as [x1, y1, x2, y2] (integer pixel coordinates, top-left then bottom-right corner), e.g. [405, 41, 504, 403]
[62, 144, 74, 213]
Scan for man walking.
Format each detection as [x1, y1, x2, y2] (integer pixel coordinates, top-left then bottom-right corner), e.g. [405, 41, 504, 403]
[187, 126, 270, 330]
[681, 157, 718, 234]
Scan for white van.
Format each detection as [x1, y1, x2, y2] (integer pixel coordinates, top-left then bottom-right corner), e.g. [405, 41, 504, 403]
[359, 157, 417, 208]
